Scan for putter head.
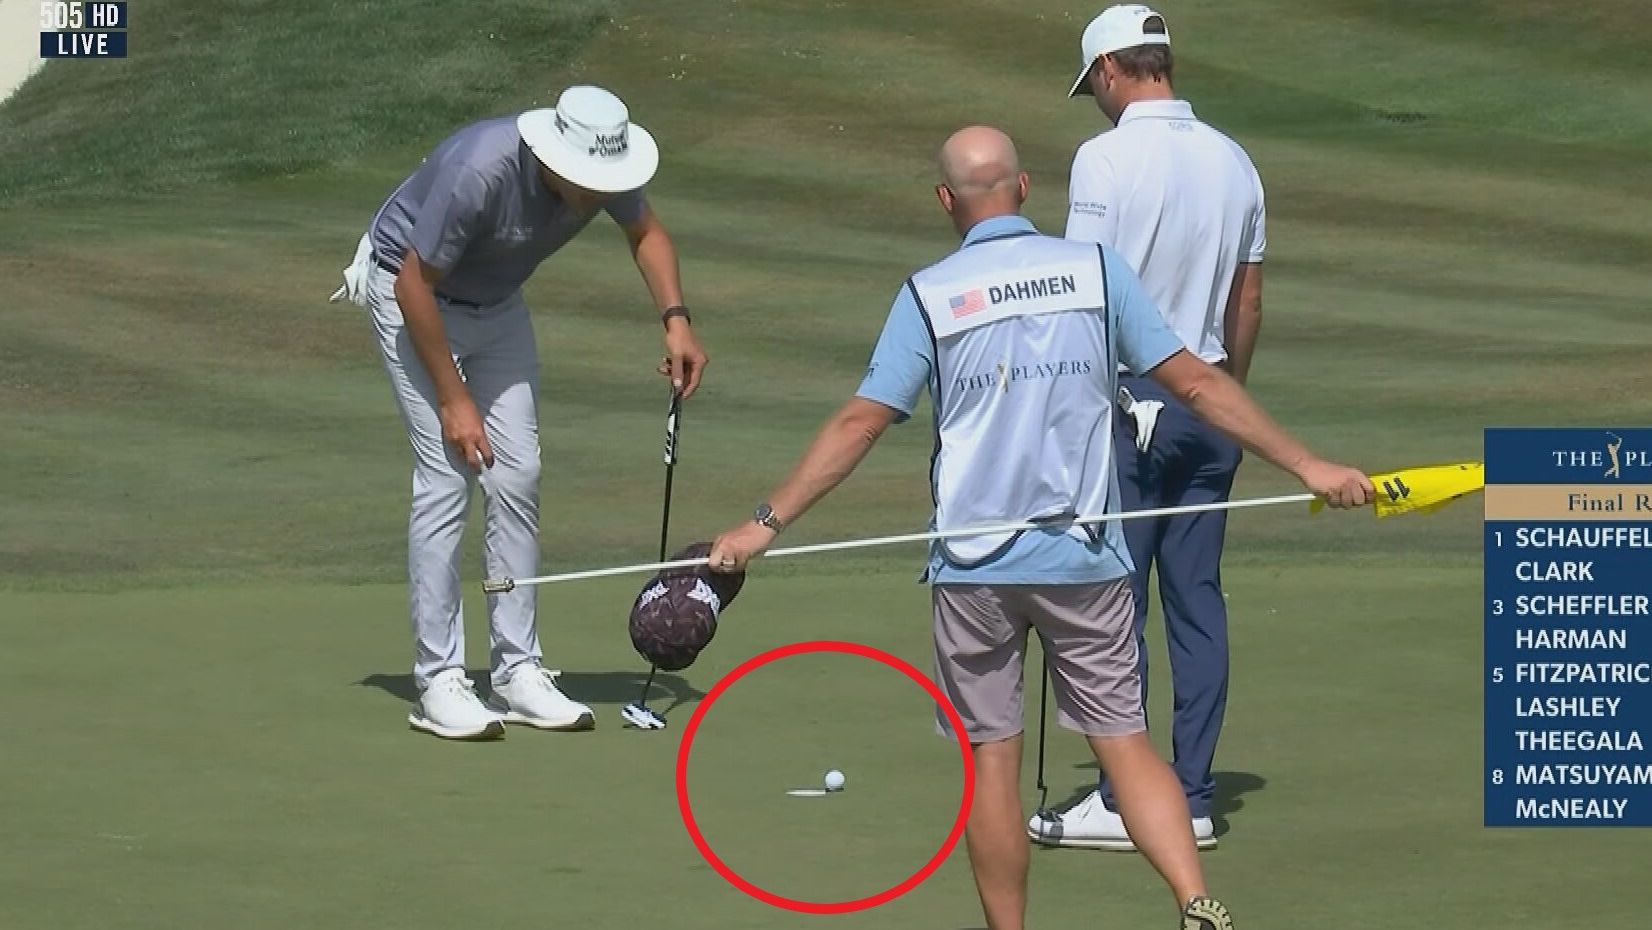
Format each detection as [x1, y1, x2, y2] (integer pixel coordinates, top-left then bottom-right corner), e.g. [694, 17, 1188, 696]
[621, 702, 667, 730]
[1032, 787, 1057, 826]
[1029, 804, 1063, 843]
[482, 578, 515, 594]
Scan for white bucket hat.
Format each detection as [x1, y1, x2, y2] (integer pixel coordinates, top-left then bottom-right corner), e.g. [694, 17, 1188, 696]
[1067, 4, 1171, 97]
[518, 85, 659, 193]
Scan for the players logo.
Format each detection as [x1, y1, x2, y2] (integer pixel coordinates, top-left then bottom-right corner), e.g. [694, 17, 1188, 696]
[1605, 432, 1624, 480]
[1545, 431, 1646, 477]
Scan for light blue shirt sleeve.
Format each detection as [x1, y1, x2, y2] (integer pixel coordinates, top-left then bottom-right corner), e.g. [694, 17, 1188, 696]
[1104, 248, 1184, 375]
[854, 284, 934, 424]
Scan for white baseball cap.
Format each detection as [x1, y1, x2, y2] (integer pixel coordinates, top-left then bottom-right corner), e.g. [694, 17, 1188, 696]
[1067, 5, 1171, 98]
[518, 85, 659, 193]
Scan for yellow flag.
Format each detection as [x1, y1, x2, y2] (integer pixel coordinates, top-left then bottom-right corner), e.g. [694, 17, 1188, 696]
[1310, 462, 1484, 517]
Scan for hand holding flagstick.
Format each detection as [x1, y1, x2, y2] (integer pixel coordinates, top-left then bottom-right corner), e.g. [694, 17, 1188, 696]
[480, 462, 1484, 592]
[1310, 462, 1485, 517]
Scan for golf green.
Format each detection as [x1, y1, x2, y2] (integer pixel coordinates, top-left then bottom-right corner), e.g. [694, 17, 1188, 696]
[3, 0, 1650, 927]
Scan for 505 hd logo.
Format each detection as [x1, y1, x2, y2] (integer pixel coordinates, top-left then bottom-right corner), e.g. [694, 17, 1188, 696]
[39, 2, 128, 59]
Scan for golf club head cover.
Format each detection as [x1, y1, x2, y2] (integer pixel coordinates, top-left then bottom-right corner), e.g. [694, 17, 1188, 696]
[627, 542, 745, 671]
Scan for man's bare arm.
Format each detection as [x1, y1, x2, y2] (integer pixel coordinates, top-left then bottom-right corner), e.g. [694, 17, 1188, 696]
[395, 250, 464, 402]
[622, 206, 708, 398]
[765, 398, 900, 527]
[1221, 263, 1263, 385]
[621, 205, 686, 311]
[395, 248, 491, 466]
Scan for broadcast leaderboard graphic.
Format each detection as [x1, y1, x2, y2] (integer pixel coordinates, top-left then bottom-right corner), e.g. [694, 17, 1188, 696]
[39, 2, 128, 59]
[1484, 428, 1652, 827]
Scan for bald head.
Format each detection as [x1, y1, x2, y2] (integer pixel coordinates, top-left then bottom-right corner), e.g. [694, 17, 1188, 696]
[938, 126, 1020, 194]
[935, 126, 1028, 234]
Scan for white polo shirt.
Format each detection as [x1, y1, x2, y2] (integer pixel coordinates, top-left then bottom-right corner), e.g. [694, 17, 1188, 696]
[1065, 99, 1265, 366]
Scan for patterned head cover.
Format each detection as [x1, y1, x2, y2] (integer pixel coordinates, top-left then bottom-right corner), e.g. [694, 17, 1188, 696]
[627, 542, 746, 671]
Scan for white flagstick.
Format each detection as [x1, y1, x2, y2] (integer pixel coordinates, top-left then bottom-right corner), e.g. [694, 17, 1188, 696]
[480, 492, 1316, 593]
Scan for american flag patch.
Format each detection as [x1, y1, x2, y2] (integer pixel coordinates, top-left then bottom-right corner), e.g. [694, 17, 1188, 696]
[949, 288, 987, 319]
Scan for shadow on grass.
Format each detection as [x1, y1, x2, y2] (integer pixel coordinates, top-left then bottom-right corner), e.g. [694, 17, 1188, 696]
[356, 668, 707, 718]
[1049, 765, 1267, 838]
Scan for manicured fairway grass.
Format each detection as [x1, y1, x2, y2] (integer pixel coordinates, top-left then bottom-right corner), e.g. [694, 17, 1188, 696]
[3, 0, 1650, 927]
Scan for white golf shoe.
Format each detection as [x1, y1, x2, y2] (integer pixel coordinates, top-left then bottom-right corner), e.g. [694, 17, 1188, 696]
[408, 668, 506, 741]
[1027, 789, 1217, 851]
[487, 664, 595, 731]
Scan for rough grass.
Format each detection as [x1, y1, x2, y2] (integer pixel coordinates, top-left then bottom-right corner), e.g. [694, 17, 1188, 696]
[0, 0, 611, 204]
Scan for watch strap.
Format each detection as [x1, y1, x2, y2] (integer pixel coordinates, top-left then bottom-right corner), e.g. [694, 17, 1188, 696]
[754, 503, 784, 532]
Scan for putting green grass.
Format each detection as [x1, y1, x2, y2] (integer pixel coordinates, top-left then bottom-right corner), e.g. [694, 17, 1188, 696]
[3, 0, 1651, 926]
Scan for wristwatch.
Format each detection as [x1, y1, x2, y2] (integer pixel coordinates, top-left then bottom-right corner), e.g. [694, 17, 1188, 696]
[661, 305, 692, 327]
[754, 503, 784, 533]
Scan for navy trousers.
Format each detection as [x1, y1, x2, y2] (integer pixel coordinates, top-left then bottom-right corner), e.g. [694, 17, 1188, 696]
[1097, 375, 1241, 820]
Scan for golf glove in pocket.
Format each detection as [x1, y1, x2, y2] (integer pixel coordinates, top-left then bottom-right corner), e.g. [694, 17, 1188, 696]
[1117, 386, 1164, 453]
[327, 232, 375, 309]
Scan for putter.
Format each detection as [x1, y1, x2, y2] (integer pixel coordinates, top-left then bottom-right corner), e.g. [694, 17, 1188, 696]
[621, 389, 681, 731]
[1032, 646, 1056, 825]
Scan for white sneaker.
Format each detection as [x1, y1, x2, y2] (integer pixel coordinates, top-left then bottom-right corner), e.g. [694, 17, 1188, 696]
[408, 669, 506, 741]
[487, 664, 595, 731]
[1026, 790, 1218, 850]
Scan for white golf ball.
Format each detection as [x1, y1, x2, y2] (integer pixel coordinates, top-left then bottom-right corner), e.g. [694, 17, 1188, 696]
[824, 769, 846, 791]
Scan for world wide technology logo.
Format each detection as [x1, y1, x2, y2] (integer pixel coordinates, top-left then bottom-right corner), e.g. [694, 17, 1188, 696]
[39, 2, 128, 59]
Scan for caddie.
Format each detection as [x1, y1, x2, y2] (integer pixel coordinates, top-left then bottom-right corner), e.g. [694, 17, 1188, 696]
[705, 125, 1372, 930]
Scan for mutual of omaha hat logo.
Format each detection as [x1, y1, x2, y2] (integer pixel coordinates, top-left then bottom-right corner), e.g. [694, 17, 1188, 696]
[554, 110, 629, 160]
[590, 128, 628, 158]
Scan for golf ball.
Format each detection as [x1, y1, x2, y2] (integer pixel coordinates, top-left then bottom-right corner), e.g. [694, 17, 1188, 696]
[824, 769, 846, 791]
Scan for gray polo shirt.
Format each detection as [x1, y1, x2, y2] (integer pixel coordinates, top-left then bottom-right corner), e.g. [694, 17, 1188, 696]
[369, 114, 648, 305]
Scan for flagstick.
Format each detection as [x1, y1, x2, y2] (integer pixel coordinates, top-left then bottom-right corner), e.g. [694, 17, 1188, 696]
[480, 492, 1316, 592]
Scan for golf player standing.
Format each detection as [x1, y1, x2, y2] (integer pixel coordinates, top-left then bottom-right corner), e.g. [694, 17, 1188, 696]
[707, 127, 1371, 930]
[331, 85, 708, 740]
[1030, 5, 1268, 849]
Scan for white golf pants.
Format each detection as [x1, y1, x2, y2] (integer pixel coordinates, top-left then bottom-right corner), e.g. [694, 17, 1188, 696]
[366, 266, 543, 691]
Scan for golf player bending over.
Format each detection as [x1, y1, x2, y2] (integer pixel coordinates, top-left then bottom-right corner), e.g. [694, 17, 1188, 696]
[707, 127, 1372, 930]
[337, 85, 708, 740]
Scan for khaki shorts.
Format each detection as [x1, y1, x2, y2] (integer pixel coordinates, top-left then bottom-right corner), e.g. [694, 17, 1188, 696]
[931, 580, 1144, 743]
